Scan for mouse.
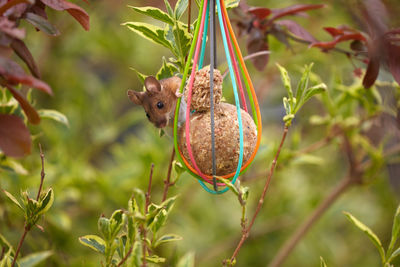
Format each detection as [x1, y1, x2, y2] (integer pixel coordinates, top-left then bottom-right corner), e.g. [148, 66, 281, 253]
[127, 76, 186, 128]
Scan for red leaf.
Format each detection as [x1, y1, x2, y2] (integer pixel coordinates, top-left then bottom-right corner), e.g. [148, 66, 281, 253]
[247, 29, 269, 71]
[270, 4, 325, 22]
[6, 85, 41, 125]
[0, 57, 53, 95]
[385, 32, 400, 85]
[0, 114, 32, 158]
[247, 7, 271, 20]
[11, 39, 41, 78]
[0, 17, 25, 39]
[275, 20, 317, 43]
[40, 0, 90, 31]
[363, 56, 380, 88]
[324, 27, 344, 37]
[310, 33, 367, 50]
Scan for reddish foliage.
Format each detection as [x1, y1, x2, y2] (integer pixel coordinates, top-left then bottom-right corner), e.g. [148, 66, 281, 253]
[0, 57, 52, 94]
[235, 2, 324, 70]
[6, 85, 41, 125]
[0, 114, 32, 158]
[41, 0, 90, 31]
[0, 0, 89, 157]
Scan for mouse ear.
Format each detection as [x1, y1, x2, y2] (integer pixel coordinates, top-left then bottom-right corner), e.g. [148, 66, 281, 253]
[144, 76, 161, 94]
[127, 90, 144, 105]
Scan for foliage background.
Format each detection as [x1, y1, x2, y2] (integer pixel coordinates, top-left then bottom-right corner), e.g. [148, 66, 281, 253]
[1, 0, 400, 266]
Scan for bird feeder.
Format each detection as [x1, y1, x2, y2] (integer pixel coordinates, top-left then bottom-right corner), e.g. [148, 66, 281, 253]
[173, 0, 262, 194]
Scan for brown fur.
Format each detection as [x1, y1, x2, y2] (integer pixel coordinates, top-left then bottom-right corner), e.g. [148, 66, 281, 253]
[127, 76, 182, 128]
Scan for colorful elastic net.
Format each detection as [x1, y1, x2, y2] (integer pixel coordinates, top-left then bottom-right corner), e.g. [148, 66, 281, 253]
[173, 0, 262, 194]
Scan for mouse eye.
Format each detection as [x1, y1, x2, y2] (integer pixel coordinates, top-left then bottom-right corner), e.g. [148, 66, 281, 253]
[146, 113, 150, 119]
[156, 101, 164, 109]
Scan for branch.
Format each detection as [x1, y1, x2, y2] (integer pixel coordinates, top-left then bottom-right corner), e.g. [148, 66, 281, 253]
[11, 146, 46, 267]
[162, 148, 175, 202]
[268, 174, 353, 267]
[228, 125, 289, 263]
[141, 163, 154, 267]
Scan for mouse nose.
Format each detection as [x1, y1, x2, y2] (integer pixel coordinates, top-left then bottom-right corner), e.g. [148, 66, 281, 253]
[156, 119, 167, 128]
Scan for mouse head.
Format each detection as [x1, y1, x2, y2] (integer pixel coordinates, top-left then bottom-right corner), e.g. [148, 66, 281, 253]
[127, 76, 176, 128]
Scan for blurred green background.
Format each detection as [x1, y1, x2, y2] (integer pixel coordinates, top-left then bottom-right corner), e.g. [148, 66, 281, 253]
[1, 0, 400, 266]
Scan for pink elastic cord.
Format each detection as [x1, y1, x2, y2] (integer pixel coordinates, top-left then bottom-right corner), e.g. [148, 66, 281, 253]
[185, 0, 224, 186]
[221, 9, 248, 112]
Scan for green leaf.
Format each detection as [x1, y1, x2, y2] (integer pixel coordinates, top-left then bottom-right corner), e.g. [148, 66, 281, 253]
[133, 188, 146, 215]
[123, 22, 172, 50]
[173, 21, 192, 59]
[131, 240, 142, 267]
[164, 0, 174, 17]
[294, 63, 314, 112]
[240, 186, 249, 203]
[154, 234, 183, 247]
[320, 256, 328, 267]
[3, 189, 23, 211]
[216, 176, 239, 196]
[225, 0, 240, 9]
[388, 246, 400, 263]
[37, 109, 69, 127]
[129, 68, 147, 85]
[388, 203, 400, 256]
[276, 64, 293, 109]
[0, 157, 28, 175]
[150, 209, 168, 233]
[160, 195, 177, 214]
[296, 83, 327, 113]
[19, 251, 52, 267]
[174, 0, 188, 19]
[343, 211, 385, 263]
[128, 6, 174, 25]
[25, 13, 60, 36]
[177, 251, 195, 267]
[98, 217, 111, 241]
[283, 97, 291, 116]
[0, 233, 13, 253]
[36, 188, 54, 216]
[146, 255, 166, 263]
[164, 24, 179, 58]
[109, 210, 125, 238]
[79, 235, 106, 254]
[156, 57, 178, 80]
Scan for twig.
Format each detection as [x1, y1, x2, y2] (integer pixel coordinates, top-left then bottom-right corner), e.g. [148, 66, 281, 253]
[11, 224, 29, 267]
[117, 245, 133, 267]
[162, 148, 175, 202]
[141, 163, 154, 267]
[229, 125, 289, 263]
[268, 134, 361, 267]
[0, 247, 5, 261]
[145, 164, 154, 211]
[222, 51, 270, 79]
[36, 144, 45, 201]
[268, 175, 354, 267]
[188, 0, 191, 34]
[11, 146, 46, 267]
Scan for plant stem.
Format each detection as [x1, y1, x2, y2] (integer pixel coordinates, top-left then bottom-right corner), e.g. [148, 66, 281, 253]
[36, 143, 45, 201]
[11, 225, 29, 267]
[229, 125, 289, 263]
[268, 175, 354, 267]
[222, 51, 270, 79]
[145, 164, 154, 212]
[162, 148, 175, 202]
[0, 0, 31, 15]
[188, 0, 191, 33]
[141, 163, 154, 267]
[117, 245, 133, 267]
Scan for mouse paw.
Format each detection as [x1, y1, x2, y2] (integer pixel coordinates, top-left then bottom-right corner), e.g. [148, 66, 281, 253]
[175, 92, 183, 98]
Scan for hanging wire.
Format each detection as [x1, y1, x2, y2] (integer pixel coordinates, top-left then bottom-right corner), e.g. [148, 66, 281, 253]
[173, 0, 263, 194]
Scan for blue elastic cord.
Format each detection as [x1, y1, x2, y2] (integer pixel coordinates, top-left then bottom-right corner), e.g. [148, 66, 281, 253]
[196, 0, 244, 195]
[198, 0, 209, 69]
